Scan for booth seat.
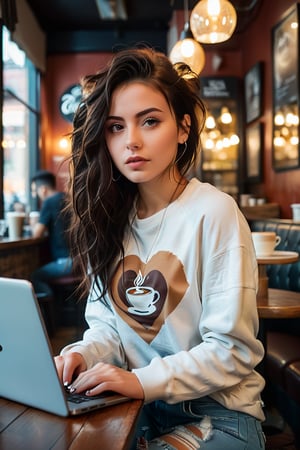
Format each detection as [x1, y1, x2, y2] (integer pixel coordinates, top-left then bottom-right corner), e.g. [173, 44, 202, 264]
[250, 218, 300, 447]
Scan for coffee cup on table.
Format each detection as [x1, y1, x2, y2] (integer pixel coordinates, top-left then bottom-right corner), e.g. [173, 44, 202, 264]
[6, 211, 26, 240]
[251, 232, 281, 256]
[29, 211, 40, 228]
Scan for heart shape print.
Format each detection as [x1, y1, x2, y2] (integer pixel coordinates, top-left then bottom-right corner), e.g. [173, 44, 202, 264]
[111, 251, 189, 343]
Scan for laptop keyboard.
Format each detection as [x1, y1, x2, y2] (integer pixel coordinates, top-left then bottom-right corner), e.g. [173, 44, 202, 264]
[65, 387, 115, 404]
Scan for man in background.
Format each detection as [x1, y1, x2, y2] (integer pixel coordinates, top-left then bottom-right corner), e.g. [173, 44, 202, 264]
[30, 170, 72, 297]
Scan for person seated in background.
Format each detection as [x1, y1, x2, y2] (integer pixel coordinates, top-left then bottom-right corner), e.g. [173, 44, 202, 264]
[30, 170, 72, 297]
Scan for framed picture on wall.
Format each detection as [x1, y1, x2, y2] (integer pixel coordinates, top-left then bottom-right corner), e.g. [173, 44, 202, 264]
[246, 122, 263, 183]
[272, 4, 300, 171]
[244, 62, 263, 124]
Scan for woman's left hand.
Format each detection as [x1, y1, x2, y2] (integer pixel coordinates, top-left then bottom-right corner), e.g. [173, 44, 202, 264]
[68, 362, 144, 399]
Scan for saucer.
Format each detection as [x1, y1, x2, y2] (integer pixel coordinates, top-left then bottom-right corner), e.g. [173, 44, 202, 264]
[128, 304, 156, 316]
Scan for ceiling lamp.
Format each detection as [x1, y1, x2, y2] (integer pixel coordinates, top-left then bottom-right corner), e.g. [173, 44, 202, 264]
[169, 0, 206, 75]
[190, 0, 237, 44]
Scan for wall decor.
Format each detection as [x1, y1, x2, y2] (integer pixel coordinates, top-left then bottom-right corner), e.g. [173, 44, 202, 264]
[199, 77, 242, 198]
[246, 122, 263, 183]
[59, 84, 82, 123]
[272, 4, 300, 171]
[244, 62, 263, 124]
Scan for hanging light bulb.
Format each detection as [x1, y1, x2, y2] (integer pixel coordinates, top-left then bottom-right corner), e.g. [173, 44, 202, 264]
[190, 0, 237, 44]
[205, 114, 216, 129]
[274, 110, 285, 126]
[220, 106, 232, 124]
[169, 0, 206, 74]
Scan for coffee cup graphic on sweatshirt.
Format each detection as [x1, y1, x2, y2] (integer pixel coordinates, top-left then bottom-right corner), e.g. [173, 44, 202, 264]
[126, 270, 160, 315]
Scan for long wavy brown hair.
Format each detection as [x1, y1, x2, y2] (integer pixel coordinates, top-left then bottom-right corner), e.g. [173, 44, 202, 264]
[68, 47, 206, 301]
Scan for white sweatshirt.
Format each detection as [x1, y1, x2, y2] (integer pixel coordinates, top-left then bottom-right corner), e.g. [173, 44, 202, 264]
[61, 178, 265, 420]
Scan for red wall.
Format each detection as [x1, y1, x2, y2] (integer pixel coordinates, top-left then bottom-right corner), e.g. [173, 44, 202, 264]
[41, 1, 300, 217]
[41, 53, 112, 190]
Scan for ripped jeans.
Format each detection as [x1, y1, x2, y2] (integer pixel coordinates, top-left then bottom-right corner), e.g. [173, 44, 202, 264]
[130, 396, 265, 450]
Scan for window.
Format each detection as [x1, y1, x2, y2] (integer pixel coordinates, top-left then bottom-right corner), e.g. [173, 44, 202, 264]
[2, 26, 40, 216]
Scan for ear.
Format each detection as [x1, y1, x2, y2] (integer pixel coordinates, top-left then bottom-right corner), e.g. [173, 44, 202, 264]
[178, 114, 191, 144]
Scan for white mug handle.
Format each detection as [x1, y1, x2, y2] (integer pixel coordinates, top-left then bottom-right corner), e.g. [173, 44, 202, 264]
[275, 236, 281, 248]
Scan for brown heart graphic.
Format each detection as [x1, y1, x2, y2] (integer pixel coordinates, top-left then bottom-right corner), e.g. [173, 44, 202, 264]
[111, 252, 189, 343]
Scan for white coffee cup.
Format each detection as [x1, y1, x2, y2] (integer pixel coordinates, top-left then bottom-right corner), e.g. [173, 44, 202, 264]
[6, 211, 26, 240]
[257, 198, 266, 205]
[0, 219, 7, 237]
[248, 197, 256, 206]
[291, 204, 300, 221]
[251, 232, 281, 256]
[29, 211, 40, 227]
[240, 194, 251, 207]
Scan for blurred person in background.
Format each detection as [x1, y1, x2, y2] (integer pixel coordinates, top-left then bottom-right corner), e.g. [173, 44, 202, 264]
[30, 170, 72, 297]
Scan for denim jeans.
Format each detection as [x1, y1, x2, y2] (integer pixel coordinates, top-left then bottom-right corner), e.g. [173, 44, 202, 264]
[130, 396, 265, 450]
[30, 257, 73, 297]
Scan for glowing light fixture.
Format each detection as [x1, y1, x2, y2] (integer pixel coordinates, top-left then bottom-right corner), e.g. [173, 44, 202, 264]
[190, 0, 237, 44]
[205, 114, 216, 129]
[169, 0, 206, 74]
[220, 106, 233, 124]
[274, 110, 285, 126]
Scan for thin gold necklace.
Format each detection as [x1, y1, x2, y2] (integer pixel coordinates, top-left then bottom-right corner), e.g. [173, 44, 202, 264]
[131, 180, 186, 263]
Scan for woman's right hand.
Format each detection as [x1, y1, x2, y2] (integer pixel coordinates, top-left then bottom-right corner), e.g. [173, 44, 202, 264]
[54, 352, 87, 386]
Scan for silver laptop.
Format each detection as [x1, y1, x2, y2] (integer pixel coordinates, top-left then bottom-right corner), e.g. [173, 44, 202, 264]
[0, 277, 129, 416]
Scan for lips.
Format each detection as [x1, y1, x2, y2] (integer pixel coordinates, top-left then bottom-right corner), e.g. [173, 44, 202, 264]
[125, 156, 149, 170]
[126, 156, 148, 164]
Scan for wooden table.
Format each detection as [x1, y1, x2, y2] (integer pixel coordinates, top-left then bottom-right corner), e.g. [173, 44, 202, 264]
[256, 288, 300, 378]
[256, 251, 299, 300]
[257, 288, 300, 319]
[0, 397, 143, 450]
[240, 203, 280, 221]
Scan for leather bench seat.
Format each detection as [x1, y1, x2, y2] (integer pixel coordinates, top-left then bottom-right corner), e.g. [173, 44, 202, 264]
[285, 361, 300, 404]
[267, 331, 300, 385]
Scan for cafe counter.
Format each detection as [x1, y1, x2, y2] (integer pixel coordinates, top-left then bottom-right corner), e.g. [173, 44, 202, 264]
[0, 236, 48, 279]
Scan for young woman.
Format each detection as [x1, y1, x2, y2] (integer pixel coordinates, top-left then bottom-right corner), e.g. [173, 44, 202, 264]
[55, 48, 265, 449]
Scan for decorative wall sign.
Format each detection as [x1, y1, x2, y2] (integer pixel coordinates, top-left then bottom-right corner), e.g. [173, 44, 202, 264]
[244, 62, 263, 124]
[59, 84, 82, 123]
[272, 4, 300, 171]
[246, 122, 263, 183]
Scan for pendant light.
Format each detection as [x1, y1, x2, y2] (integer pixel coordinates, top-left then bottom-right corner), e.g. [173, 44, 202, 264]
[190, 0, 237, 44]
[169, 0, 205, 74]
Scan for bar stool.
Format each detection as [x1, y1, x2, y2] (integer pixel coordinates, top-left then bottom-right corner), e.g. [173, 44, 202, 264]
[49, 274, 87, 336]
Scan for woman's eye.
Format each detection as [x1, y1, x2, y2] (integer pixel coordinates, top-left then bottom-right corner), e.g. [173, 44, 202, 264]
[144, 117, 159, 127]
[108, 123, 123, 133]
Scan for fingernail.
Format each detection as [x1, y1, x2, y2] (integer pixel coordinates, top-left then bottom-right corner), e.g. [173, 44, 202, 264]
[64, 381, 69, 387]
[69, 386, 76, 393]
[85, 390, 90, 395]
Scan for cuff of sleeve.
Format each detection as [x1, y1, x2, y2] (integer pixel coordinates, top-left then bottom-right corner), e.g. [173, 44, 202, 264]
[132, 360, 171, 403]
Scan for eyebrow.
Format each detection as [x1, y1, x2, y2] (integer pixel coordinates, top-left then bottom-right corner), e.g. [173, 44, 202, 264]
[106, 107, 163, 121]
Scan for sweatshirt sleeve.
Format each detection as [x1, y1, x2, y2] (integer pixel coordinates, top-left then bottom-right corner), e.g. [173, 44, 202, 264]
[60, 289, 127, 370]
